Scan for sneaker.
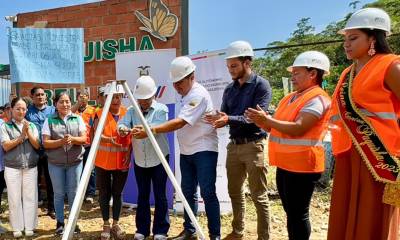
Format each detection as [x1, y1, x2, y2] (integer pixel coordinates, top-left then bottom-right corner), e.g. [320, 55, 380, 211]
[134, 232, 145, 240]
[154, 234, 168, 240]
[13, 231, 23, 238]
[25, 230, 34, 237]
[55, 221, 64, 235]
[171, 230, 198, 240]
[85, 196, 94, 204]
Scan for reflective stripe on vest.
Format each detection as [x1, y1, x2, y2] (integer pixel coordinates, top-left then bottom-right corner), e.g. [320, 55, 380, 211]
[330, 109, 397, 122]
[359, 109, 397, 120]
[98, 145, 129, 152]
[330, 114, 340, 122]
[269, 135, 324, 147]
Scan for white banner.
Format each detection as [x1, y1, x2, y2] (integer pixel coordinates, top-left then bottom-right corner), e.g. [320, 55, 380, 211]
[115, 49, 232, 214]
[115, 49, 176, 105]
[282, 77, 289, 96]
[174, 50, 232, 214]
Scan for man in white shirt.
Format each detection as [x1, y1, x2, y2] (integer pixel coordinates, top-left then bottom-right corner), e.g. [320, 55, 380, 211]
[133, 56, 220, 240]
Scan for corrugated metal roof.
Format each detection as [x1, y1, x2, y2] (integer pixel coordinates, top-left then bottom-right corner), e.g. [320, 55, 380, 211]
[0, 78, 11, 106]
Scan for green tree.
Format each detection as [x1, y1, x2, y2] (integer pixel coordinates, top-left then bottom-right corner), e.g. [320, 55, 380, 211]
[253, 0, 399, 106]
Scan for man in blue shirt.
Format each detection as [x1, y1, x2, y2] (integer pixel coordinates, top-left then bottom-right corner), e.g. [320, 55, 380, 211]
[25, 86, 56, 219]
[206, 41, 272, 240]
[133, 57, 221, 240]
[118, 76, 170, 240]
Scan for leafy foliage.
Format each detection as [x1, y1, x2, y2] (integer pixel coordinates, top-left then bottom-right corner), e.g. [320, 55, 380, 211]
[254, 0, 399, 106]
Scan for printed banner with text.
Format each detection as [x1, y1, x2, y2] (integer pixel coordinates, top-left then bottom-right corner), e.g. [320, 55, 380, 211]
[174, 50, 233, 214]
[8, 28, 84, 84]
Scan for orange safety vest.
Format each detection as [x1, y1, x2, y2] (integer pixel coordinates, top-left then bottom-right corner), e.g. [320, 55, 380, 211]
[76, 105, 95, 145]
[94, 107, 131, 170]
[330, 54, 400, 156]
[269, 86, 330, 173]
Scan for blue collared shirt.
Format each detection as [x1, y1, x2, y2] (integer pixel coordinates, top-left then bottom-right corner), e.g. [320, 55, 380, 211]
[118, 101, 170, 168]
[221, 73, 272, 139]
[25, 104, 56, 136]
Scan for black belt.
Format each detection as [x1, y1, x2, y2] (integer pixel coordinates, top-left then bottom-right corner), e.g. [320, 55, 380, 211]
[230, 136, 264, 145]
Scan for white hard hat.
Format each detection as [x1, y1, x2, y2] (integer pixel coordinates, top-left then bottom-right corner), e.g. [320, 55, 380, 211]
[104, 83, 125, 95]
[225, 40, 254, 59]
[134, 76, 157, 99]
[98, 86, 106, 95]
[339, 8, 391, 35]
[170, 56, 196, 83]
[287, 51, 330, 75]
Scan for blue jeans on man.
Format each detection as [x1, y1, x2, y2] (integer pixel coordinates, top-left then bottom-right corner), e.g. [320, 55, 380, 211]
[180, 151, 220, 237]
[134, 155, 170, 237]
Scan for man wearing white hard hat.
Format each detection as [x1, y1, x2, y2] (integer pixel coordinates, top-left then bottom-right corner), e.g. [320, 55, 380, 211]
[133, 56, 221, 240]
[205, 40, 272, 240]
[118, 76, 170, 240]
[329, 7, 400, 240]
[246, 50, 331, 240]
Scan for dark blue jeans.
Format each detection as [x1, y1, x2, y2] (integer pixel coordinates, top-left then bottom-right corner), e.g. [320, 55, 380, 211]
[82, 146, 96, 197]
[180, 151, 220, 237]
[134, 156, 170, 236]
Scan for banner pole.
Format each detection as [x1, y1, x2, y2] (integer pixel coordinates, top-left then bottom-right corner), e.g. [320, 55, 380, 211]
[121, 80, 206, 240]
[62, 81, 117, 240]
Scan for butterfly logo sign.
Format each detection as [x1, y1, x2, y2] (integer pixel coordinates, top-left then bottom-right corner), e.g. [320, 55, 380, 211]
[134, 0, 179, 42]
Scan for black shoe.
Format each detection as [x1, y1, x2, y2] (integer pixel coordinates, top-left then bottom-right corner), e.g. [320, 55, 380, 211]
[171, 230, 198, 240]
[74, 225, 81, 234]
[55, 221, 64, 235]
[210, 235, 221, 240]
[47, 210, 56, 219]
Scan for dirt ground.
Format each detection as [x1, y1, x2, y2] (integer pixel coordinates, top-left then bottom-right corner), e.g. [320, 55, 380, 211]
[0, 187, 331, 240]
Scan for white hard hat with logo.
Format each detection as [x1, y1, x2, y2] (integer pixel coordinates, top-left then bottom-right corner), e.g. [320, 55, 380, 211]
[104, 83, 125, 95]
[338, 8, 391, 35]
[287, 51, 330, 75]
[225, 40, 254, 59]
[134, 76, 157, 99]
[170, 56, 196, 83]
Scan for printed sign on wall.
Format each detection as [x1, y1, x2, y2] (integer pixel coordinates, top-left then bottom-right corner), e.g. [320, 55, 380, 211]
[8, 28, 84, 84]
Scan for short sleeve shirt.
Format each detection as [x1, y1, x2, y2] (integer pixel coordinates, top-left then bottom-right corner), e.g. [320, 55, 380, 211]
[176, 82, 218, 155]
[42, 113, 86, 136]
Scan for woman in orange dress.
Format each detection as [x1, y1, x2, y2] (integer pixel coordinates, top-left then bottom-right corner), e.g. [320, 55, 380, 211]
[328, 8, 400, 240]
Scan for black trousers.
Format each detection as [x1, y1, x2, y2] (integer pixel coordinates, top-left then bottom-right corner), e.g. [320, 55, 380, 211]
[38, 154, 54, 211]
[276, 168, 321, 240]
[0, 170, 5, 211]
[96, 167, 128, 222]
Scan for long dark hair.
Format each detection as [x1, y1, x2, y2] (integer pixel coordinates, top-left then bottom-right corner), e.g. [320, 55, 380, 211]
[360, 29, 392, 54]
